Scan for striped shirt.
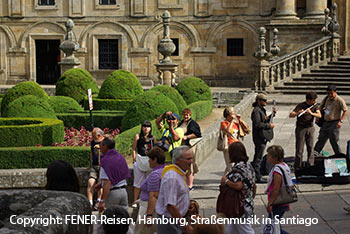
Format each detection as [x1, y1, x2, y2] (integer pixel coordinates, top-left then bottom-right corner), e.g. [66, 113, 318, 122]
[140, 164, 165, 201]
[155, 166, 190, 218]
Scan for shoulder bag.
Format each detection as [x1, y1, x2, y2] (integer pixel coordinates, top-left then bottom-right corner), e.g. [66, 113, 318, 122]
[216, 169, 246, 218]
[316, 97, 328, 128]
[217, 129, 228, 152]
[272, 166, 298, 205]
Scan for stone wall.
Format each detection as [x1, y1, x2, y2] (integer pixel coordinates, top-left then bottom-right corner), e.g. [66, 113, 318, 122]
[0, 190, 91, 234]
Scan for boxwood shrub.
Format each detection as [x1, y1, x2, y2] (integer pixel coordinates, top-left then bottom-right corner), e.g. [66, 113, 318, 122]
[1, 81, 48, 116]
[0, 118, 64, 147]
[4, 95, 57, 119]
[188, 100, 213, 121]
[0, 147, 90, 169]
[149, 85, 187, 114]
[98, 70, 143, 100]
[49, 96, 83, 113]
[83, 97, 132, 111]
[56, 111, 125, 129]
[121, 91, 178, 131]
[176, 76, 213, 105]
[55, 68, 99, 104]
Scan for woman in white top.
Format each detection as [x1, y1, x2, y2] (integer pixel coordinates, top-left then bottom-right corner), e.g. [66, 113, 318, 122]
[265, 145, 293, 234]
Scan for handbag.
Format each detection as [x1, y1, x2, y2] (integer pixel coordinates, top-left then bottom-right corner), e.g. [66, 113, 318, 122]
[261, 219, 280, 234]
[216, 169, 246, 218]
[273, 166, 298, 205]
[136, 154, 152, 172]
[217, 130, 228, 152]
[316, 97, 327, 128]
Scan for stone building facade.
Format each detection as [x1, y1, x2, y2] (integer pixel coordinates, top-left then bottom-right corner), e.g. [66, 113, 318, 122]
[0, 0, 348, 87]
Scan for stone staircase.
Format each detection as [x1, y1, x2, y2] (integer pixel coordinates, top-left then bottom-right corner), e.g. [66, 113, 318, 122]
[274, 56, 350, 95]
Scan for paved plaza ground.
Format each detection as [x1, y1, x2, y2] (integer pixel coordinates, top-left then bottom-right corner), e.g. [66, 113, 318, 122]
[191, 93, 350, 234]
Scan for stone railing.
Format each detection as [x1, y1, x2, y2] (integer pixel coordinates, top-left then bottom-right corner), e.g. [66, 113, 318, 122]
[268, 36, 331, 87]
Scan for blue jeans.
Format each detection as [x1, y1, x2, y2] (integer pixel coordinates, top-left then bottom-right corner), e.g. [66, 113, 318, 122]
[269, 205, 289, 234]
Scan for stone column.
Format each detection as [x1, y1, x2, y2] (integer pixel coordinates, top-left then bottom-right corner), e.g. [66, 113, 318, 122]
[275, 0, 298, 19]
[304, 0, 327, 19]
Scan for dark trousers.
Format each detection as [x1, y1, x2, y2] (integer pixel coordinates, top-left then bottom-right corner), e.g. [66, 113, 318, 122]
[269, 206, 289, 234]
[314, 120, 341, 155]
[251, 136, 267, 179]
[294, 126, 315, 170]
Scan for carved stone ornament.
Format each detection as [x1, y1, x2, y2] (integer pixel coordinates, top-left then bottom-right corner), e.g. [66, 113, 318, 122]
[60, 19, 80, 61]
[328, 3, 340, 36]
[270, 28, 280, 59]
[254, 27, 269, 60]
[157, 10, 176, 64]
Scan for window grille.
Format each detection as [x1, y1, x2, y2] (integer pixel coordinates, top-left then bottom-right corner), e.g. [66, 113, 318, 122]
[227, 38, 244, 56]
[38, 0, 55, 5]
[100, 0, 116, 5]
[98, 39, 119, 70]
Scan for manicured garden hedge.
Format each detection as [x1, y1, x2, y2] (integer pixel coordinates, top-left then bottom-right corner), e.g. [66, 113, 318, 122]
[55, 68, 99, 104]
[56, 111, 125, 129]
[98, 70, 143, 99]
[149, 85, 187, 114]
[1, 81, 48, 116]
[4, 95, 57, 119]
[188, 100, 213, 121]
[0, 146, 90, 169]
[49, 96, 83, 113]
[176, 76, 212, 105]
[83, 97, 132, 111]
[121, 91, 178, 131]
[0, 118, 64, 147]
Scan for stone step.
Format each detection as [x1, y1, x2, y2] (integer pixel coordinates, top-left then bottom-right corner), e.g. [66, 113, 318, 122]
[273, 88, 350, 95]
[302, 72, 350, 77]
[310, 68, 350, 73]
[275, 85, 350, 90]
[328, 61, 350, 65]
[338, 57, 350, 61]
[283, 81, 350, 86]
[295, 76, 350, 82]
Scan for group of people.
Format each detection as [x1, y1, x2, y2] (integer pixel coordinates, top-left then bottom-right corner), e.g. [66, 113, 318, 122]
[218, 84, 348, 234]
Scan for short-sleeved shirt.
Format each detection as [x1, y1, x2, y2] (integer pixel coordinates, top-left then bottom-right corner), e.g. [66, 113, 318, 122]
[220, 120, 239, 144]
[227, 161, 256, 218]
[99, 167, 127, 188]
[156, 167, 190, 217]
[91, 140, 101, 165]
[136, 136, 154, 156]
[160, 126, 184, 162]
[140, 164, 165, 201]
[293, 102, 319, 128]
[322, 95, 348, 121]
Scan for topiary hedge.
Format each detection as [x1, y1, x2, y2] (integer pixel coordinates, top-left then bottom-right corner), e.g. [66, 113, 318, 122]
[188, 100, 213, 121]
[98, 70, 143, 99]
[121, 91, 178, 131]
[1, 81, 48, 116]
[0, 97, 2, 114]
[115, 120, 162, 157]
[0, 118, 64, 147]
[0, 147, 90, 169]
[176, 76, 213, 105]
[83, 97, 132, 111]
[55, 68, 99, 104]
[57, 111, 125, 130]
[5, 95, 57, 119]
[49, 96, 83, 113]
[149, 85, 187, 114]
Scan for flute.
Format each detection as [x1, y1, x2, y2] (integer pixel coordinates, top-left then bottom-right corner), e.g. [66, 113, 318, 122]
[297, 103, 317, 117]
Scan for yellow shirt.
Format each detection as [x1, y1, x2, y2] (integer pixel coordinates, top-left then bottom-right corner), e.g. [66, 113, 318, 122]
[160, 126, 184, 163]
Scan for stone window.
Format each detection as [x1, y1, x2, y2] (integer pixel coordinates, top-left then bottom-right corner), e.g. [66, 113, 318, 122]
[171, 38, 179, 56]
[38, 0, 55, 5]
[100, 0, 116, 4]
[98, 39, 119, 70]
[227, 38, 244, 56]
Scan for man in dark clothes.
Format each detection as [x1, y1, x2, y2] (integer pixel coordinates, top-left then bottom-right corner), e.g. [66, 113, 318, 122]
[289, 92, 321, 170]
[251, 93, 276, 183]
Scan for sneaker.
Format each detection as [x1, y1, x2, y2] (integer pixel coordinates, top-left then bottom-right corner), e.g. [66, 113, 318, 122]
[256, 177, 268, 183]
[131, 203, 137, 208]
[93, 202, 99, 211]
[189, 187, 194, 191]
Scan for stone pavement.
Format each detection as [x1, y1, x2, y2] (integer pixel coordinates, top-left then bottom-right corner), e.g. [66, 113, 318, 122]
[191, 93, 350, 234]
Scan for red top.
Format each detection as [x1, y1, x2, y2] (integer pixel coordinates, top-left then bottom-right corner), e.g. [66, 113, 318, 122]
[220, 120, 239, 145]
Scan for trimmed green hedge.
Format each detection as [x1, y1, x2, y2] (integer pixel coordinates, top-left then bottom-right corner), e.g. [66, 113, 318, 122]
[98, 70, 143, 99]
[0, 97, 2, 114]
[149, 85, 187, 114]
[5, 95, 57, 119]
[55, 68, 99, 104]
[176, 76, 212, 105]
[0, 118, 64, 147]
[56, 111, 125, 129]
[1, 81, 48, 116]
[0, 146, 90, 169]
[188, 100, 213, 121]
[49, 96, 83, 113]
[83, 97, 132, 111]
[115, 120, 162, 157]
[121, 91, 178, 131]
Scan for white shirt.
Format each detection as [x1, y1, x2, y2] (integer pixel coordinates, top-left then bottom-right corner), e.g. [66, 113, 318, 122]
[265, 163, 293, 194]
[100, 167, 127, 187]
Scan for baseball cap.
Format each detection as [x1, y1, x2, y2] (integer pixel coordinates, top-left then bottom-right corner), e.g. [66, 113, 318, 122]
[172, 113, 180, 120]
[256, 93, 267, 101]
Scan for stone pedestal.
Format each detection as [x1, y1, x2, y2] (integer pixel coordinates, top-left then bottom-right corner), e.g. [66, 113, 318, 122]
[275, 0, 298, 19]
[304, 0, 327, 19]
[155, 63, 178, 86]
[59, 57, 80, 74]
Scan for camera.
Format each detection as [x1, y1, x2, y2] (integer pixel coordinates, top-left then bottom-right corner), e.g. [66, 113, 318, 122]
[166, 114, 176, 121]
